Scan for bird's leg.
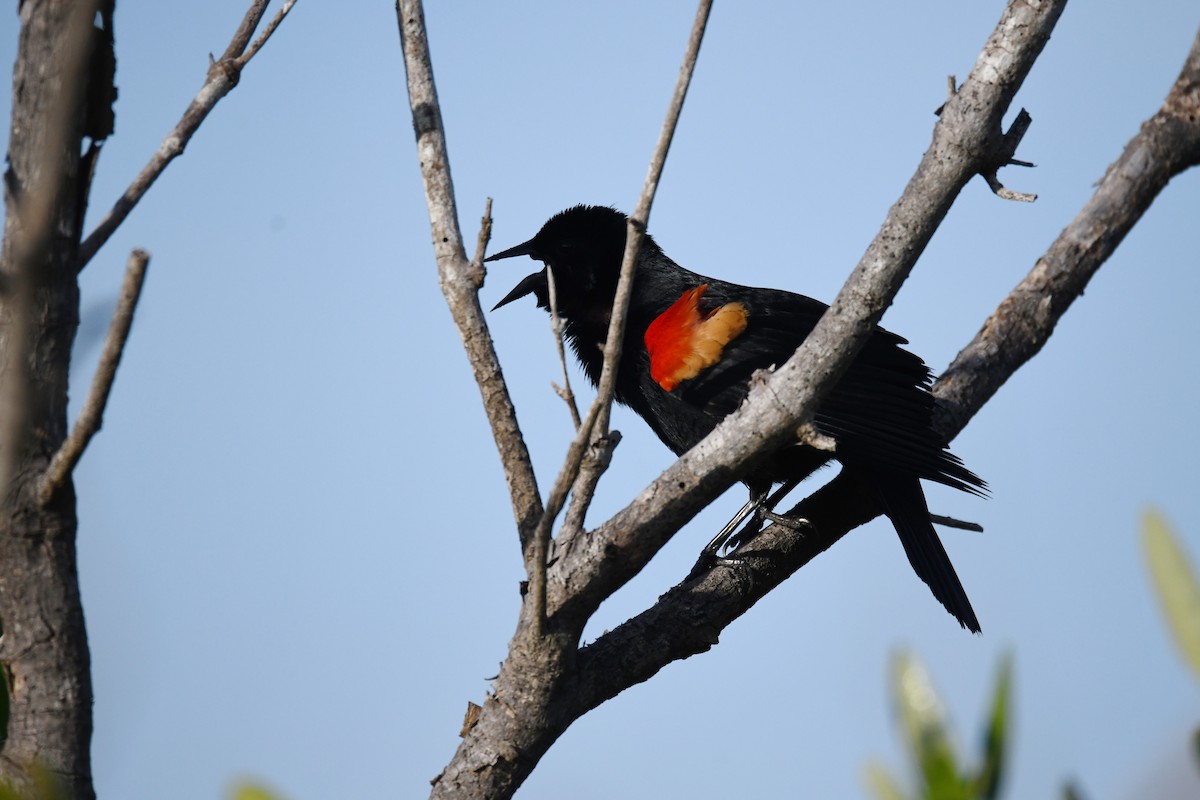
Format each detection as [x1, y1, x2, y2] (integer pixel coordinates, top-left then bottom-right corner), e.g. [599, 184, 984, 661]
[719, 478, 806, 552]
[686, 480, 811, 582]
[702, 477, 804, 556]
[702, 490, 767, 555]
[684, 491, 767, 583]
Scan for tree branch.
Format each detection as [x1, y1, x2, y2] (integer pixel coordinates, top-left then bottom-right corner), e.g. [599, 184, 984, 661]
[544, 266, 582, 429]
[75, 0, 297, 271]
[38, 250, 150, 507]
[527, 0, 714, 634]
[396, 1, 543, 551]
[934, 22, 1200, 439]
[561, 0, 714, 532]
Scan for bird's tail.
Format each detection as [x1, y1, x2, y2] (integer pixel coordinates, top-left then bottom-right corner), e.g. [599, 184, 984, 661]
[872, 473, 981, 633]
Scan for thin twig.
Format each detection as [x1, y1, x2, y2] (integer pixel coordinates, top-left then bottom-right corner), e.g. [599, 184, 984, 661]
[38, 250, 150, 507]
[545, 267, 582, 429]
[219, 0, 271, 62]
[76, 0, 298, 270]
[560, 431, 621, 544]
[930, 514, 984, 533]
[472, 197, 494, 267]
[557, 0, 714, 539]
[527, 400, 604, 633]
[982, 108, 1038, 201]
[237, 0, 297, 66]
[594, 0, 713, 438]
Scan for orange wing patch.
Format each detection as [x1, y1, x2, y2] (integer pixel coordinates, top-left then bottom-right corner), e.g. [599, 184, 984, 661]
[644, 284, 748, 392]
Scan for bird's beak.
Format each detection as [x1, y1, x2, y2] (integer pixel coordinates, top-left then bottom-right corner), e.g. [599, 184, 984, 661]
[492, 267, 548, 311]
[487, 236, 548, 310]
[484, 238, 538, 263]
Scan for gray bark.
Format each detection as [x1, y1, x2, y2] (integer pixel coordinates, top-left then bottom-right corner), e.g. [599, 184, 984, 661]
[0, 1, 114, 796]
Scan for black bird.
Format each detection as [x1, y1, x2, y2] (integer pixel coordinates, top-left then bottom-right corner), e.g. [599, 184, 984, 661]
[488, 205, 985, 632]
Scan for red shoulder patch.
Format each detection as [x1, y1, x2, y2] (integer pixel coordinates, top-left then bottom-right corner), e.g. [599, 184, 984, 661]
[644, 284, 748, 392]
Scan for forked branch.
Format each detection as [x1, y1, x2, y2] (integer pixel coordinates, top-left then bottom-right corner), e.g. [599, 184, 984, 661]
[76, 0, 298, 270]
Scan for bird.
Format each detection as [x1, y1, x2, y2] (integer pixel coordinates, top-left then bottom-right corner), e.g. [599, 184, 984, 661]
[487, 204, 985, 632]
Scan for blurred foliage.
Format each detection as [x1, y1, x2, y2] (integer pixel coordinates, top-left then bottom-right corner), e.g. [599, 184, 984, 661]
[1141, 507, 1200, 777]
[1142, 508, 1200, 681]
[865, 651, 1012, 800]
[230, 781, 287, 800]
[0, 763, 68, 800]
[1060, 779, 1087, 800]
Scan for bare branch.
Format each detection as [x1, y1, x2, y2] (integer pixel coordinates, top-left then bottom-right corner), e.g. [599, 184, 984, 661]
[76, 0, 297, 270]
[558, 0, 714, 535]
[526, 401, 602, 632]
[237, 0, 297, 66]
[930, 514, 985, 533]
[219, 0, 271, 62]
[981, 108, 1038, 201]
[935, 22, 1200, 440]
[38, 250, 150, 507]
[594, 0, 713, 438]
[471, 197, 493, 268]
[396, 0, 543, 550]
[559, 430, 621, 542]
[518, 0, 714, 634]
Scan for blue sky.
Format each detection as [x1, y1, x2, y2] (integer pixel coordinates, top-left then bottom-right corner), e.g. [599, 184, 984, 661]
[3, 1, 1200, 798]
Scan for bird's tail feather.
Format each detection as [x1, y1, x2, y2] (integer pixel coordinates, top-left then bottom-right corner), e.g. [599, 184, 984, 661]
[872, 473, 981, 633]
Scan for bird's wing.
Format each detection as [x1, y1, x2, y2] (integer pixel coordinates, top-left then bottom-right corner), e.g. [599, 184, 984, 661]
[663, 283, 985, 495]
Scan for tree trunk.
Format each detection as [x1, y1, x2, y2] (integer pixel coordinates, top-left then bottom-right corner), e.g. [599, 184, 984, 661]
[0, 1, 107, 796]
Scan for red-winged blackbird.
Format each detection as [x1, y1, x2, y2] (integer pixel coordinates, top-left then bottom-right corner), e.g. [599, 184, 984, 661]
[488, 205, 985, 632]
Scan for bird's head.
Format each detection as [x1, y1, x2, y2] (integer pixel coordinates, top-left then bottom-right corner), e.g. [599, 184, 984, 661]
[487, 205, 632, 315]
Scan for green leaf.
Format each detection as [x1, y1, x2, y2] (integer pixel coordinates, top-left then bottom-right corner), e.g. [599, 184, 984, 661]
[231, 782, 286, 800]
[0, 764, 69, 800]
[974, 654, 1012, 800]
[1142, 508, 1200, 679]
[891, 651, 967, 800]
[864, 760, 909, 800]
[27, 765, 68, 800]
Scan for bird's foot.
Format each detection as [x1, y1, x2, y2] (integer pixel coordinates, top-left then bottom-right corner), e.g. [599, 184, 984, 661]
[683, 549, 749, 584]
[761, 512, 812, 535]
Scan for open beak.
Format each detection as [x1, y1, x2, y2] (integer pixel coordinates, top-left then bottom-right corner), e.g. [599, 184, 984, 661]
[486, 237, 548, 310]
[492, 267, 548, 310]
